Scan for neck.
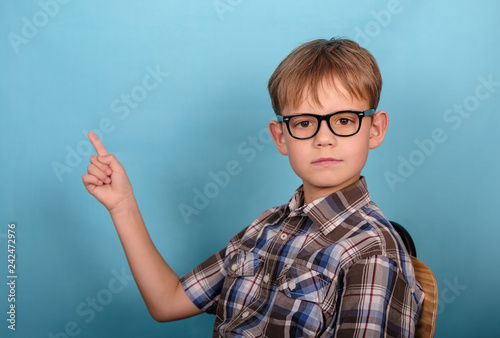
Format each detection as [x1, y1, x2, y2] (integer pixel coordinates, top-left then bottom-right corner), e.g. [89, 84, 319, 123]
[302, 176, 361, 205]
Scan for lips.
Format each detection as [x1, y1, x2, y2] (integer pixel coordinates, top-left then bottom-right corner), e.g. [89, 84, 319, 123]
[312, 157, 341, 166]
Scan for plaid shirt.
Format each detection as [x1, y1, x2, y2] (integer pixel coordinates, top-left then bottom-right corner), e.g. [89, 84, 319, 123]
[181, 178, 424, 337]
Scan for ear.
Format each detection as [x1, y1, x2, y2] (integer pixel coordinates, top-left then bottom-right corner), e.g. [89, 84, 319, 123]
[269, 120, 288, 156]
[369, 110, 389, 149]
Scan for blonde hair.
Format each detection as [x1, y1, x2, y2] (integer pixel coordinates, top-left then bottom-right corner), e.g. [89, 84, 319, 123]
[268, 38, 382, 115]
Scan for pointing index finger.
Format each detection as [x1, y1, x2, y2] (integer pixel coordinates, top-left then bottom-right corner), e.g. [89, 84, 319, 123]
[88, 132, 109, 156]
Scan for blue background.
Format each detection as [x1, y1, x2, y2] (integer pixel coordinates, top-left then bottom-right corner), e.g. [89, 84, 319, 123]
[1, 0, 499, 337]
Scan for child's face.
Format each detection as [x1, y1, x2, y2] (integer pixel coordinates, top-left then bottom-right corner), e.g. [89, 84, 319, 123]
[269, 79, 388, 204]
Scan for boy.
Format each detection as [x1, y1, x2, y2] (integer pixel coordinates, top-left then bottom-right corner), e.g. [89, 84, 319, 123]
[83, 38, 424, 337]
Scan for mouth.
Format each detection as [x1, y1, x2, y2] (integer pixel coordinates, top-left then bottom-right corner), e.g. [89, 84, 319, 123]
[311, 157, 341, 167]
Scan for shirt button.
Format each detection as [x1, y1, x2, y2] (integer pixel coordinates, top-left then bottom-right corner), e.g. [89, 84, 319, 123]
[241, 311, 249, 319]
[288, 281, 296, 291]
[280, 233, 288, 241]
[263, 274, 270, 283]
[231, 264, 238, 272]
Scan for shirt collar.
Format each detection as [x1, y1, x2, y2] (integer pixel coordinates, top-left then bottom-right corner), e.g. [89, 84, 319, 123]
[287, 177, 372, 235]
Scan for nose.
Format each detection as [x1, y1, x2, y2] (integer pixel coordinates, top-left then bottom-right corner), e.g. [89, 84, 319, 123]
[314, 120, 337, 147]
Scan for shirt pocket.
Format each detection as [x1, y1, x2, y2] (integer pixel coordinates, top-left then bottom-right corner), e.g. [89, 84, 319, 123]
[277, 263, 332, 305]
[226, 250, 263, 278]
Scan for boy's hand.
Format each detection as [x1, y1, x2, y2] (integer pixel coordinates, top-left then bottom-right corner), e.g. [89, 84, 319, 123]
[82, 132, 202, 322]
[82, 132, 134, 213]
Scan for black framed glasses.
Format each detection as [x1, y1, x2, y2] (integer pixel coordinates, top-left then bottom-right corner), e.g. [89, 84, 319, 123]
[276, 109, 375, 139]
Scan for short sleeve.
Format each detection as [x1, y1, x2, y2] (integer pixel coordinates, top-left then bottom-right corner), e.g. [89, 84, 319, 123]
[180, 248, 227, 314]
[180, 225, 252, 314]
[334, 255, 419, 338]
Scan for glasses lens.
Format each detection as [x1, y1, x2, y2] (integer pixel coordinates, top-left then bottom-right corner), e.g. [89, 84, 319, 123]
[288, 115, 318, 139]
[329, 112, 360, 136]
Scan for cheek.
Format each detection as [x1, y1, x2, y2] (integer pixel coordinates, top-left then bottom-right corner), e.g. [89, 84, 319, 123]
[286, 139, 308, 157]
[339, 136, 370, 164]
[357, 148, 370, 165]
[285, 142, 309, 171]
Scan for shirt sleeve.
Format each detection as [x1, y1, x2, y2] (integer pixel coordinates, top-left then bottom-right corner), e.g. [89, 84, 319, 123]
[334, 255, 418, 338]
[180, 248, 227, 314]
[180, 225, 250, 314]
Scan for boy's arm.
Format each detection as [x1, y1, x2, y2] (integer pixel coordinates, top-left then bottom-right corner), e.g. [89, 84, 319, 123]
[82, 132, 202, 322]
[334, 255, 418, 337]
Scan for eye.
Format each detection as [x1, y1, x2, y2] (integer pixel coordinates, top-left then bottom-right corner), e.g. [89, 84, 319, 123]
[337, 118, 353, 125]
[332, 113, 357, 126]
[291, 117, 316, 128]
